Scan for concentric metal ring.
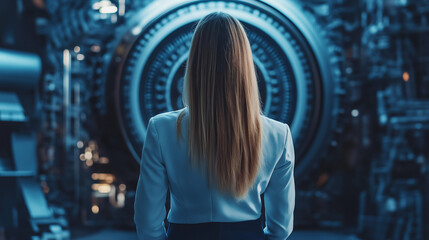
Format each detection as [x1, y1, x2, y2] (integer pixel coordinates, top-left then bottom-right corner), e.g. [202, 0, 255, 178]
[107, 0, 340, 177]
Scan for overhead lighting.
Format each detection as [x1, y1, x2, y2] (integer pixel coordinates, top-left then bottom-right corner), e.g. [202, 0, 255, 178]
[92, 0, 112, 10]
[91, 45, 101, 53]
[76, 53, 85, 61]
[99, 5, 118, 14]
[84, 151, 92, 159]
[98, 184, 111, 193]
[118, 0, 125, 16]
[91, 205, 99, 214]
[86, 159, 93, 167]
[99, 157, 109, 164]
[92, 183, 112, 193]
[76, 140, 84, 148]
[132, 26, 142, 36]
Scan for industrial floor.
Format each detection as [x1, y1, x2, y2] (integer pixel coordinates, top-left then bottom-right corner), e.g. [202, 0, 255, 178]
[73, 229, 361, 240]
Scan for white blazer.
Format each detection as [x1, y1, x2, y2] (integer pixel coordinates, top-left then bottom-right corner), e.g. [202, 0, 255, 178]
[134, 107, 295, 240]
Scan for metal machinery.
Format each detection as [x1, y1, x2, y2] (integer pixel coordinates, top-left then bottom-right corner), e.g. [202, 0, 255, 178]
[0, 49, 70, 239]
[357, 0, 429, 239]
[0, 0, 428, 239]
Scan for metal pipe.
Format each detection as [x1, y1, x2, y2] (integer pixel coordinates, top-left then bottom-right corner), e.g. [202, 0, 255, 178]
[0, 48, 41, 91]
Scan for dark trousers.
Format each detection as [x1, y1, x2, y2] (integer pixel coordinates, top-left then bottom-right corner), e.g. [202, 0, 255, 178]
[166, 216, 266, 240]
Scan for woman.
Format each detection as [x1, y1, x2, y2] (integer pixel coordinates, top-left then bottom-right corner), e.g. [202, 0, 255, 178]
[134, 12, 295, 240]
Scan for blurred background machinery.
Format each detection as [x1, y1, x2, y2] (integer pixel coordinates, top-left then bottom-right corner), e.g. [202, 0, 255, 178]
[0, 0, 428, 239]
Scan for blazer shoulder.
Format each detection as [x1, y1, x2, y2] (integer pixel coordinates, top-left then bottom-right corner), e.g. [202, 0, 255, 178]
[261, 115, 287, 127]
[150, 108, 186, 124]
[260, 115, 290, 149]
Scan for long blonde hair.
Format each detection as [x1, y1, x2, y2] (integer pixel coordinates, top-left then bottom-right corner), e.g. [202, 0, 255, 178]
[177, 12, 263, 198]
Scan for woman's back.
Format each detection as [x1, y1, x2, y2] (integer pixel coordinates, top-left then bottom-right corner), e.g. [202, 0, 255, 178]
[134, 11, 295, 240]
[134, 107, 295, 239]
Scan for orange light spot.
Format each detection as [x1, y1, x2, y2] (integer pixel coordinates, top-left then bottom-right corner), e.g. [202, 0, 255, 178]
[403, 72, 410, 82]
[92, 205, 99, 214]
[316, 173, 329, 187]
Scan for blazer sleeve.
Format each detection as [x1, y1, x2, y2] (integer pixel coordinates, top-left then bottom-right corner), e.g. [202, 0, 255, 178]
[134, 117, 168, 240]
[263, 124, 295, 240]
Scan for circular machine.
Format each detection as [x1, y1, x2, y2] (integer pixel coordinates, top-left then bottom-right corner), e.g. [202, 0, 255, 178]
[106, 0, 342, 179]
